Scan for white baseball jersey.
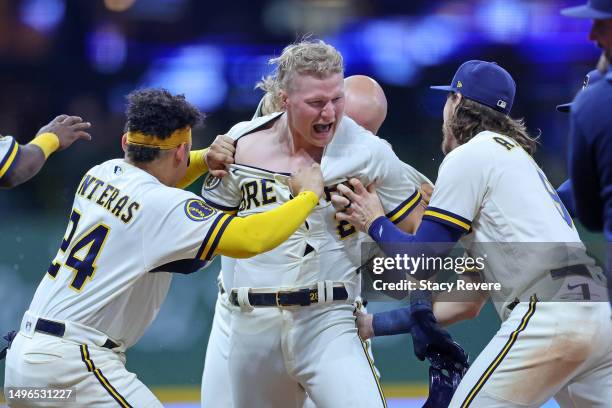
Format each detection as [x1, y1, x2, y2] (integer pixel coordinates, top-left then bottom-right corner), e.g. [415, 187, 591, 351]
[203, 113, 431, 294]
[26, 159, 231, 348]
[424, 131, 600, 315]
[0, 135, 20, 183]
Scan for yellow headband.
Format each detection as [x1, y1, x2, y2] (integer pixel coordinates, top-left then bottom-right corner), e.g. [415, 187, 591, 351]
[126, 127, 192, 150]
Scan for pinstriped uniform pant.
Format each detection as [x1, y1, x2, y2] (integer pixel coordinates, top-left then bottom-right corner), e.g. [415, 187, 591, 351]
[450, 301, 612, 408]
[4, 331, 161, 408]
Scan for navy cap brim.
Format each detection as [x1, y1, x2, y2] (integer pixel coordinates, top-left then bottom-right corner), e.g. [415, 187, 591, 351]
[556, 103, 572, 113]
[561, 5, 612, 19]
[430, 85, 455, 92]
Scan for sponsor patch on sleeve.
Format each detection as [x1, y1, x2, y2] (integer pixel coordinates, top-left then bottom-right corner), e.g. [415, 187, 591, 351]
[184, 199, 216, 221]
[203, 174, 222, 191]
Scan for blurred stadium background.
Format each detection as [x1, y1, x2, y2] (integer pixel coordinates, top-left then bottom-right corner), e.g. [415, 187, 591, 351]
[0, 0, 604, 406]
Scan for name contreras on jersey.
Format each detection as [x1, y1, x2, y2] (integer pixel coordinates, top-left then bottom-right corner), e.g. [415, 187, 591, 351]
[76, 174, 141, 224]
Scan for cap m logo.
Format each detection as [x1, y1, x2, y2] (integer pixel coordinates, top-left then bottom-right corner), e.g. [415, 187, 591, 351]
[456, 81, 463, 88]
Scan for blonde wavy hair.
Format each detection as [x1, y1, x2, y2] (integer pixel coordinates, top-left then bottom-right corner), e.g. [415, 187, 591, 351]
[256, 39, 344, 110]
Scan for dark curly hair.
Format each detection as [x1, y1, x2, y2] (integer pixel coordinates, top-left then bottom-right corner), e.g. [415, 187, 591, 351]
[125, 88, 204, 163]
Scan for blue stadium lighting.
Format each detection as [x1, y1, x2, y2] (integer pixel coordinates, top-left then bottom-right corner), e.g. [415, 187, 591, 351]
[127, 0, 189, 22]
[19, 0, 65, 33]
[359, 20, 419, 85]
[407, 15, 463, 66]
[140, 45, 227, 111]
[226, 54, 272, 109]
[88, 25, 127, 74]
[475, 0, 529, 44]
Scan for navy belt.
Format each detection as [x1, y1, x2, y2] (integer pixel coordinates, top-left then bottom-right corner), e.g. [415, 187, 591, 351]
[229, 287, 348, 307]
[550, 264, 591, 279]
[35, 318, 119, 350]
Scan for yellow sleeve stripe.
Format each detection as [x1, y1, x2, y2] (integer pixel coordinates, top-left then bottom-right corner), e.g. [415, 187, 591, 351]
[0, 139, 20, 181]
[386, 190, 421, 224]
[197, 213, 233, 261]
[423, 208, 471, 231]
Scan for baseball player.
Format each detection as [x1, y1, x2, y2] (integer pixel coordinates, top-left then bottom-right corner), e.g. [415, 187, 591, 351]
[0, 115, 91, 189]
[555, 59, 608, 219]
[562, 0, 612, 308]
[199, 74, 390, 408]
[200, 40, 431, 408]
[334, 60, 612, 407]
[2, 88, 324, 407]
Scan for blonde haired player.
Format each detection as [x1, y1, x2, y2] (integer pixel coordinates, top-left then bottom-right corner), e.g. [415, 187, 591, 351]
[200, 40, 431, 408]
[200, 74, 394, 408]
[2, 88, 324, 407]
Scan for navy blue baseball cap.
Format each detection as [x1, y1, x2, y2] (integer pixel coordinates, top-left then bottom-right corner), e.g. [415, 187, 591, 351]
[430, 60, 516, 115]
[557, 69, 604, 112]
[561, 0, 612, 19]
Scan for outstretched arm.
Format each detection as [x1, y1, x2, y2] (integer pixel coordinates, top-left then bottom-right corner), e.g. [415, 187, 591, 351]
[2, 115, 91, 189]
[215, 164, 323, 258]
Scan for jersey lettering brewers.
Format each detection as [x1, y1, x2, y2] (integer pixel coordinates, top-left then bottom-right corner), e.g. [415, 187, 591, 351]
[203, 113, 431, 294]
[200, 112, 430, 408]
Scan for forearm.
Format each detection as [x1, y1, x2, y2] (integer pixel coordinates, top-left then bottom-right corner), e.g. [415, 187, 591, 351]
[368, 217, 462, 279]
[432, 275, 487, 326]
[2, 144, 45, 188]
[215, 191, 318, 258]
[176, 148, 209, 189]
[1, 133, 60, 188]
[371, 307, 414, 336]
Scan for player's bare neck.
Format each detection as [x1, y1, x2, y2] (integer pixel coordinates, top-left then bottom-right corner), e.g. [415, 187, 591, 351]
[124, 157, 175, 187]
[235, 115, 319, 173]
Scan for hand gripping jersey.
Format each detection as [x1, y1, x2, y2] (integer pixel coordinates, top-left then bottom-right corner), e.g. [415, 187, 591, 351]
[26, 159, 231, 349]
[0, 136, 20, 183]
[424, 131, 606, 317]
[203, 113, 431, 295]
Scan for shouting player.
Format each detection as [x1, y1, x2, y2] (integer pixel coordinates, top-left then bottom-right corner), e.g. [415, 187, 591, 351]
[334, 60, 612, 407]
[200, 74, 391, 408]
[1, 115, 91, 189]
[200, 40, 431, 408]
[2, 88, 323, 407]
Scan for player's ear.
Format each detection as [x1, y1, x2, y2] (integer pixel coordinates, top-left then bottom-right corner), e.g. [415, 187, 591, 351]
[453, 92, 463, 105]
[174, 143, 188, 165]
[279, 89, 289, 109]
[121, 134, 128, 152]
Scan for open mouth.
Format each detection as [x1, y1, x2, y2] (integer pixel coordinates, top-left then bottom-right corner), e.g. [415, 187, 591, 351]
[313, 123, 333, 133]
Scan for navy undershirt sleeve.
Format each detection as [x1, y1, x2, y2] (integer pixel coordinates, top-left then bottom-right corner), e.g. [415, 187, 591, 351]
[556, 179, 576, 219]
[367, 217, 464, 280]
